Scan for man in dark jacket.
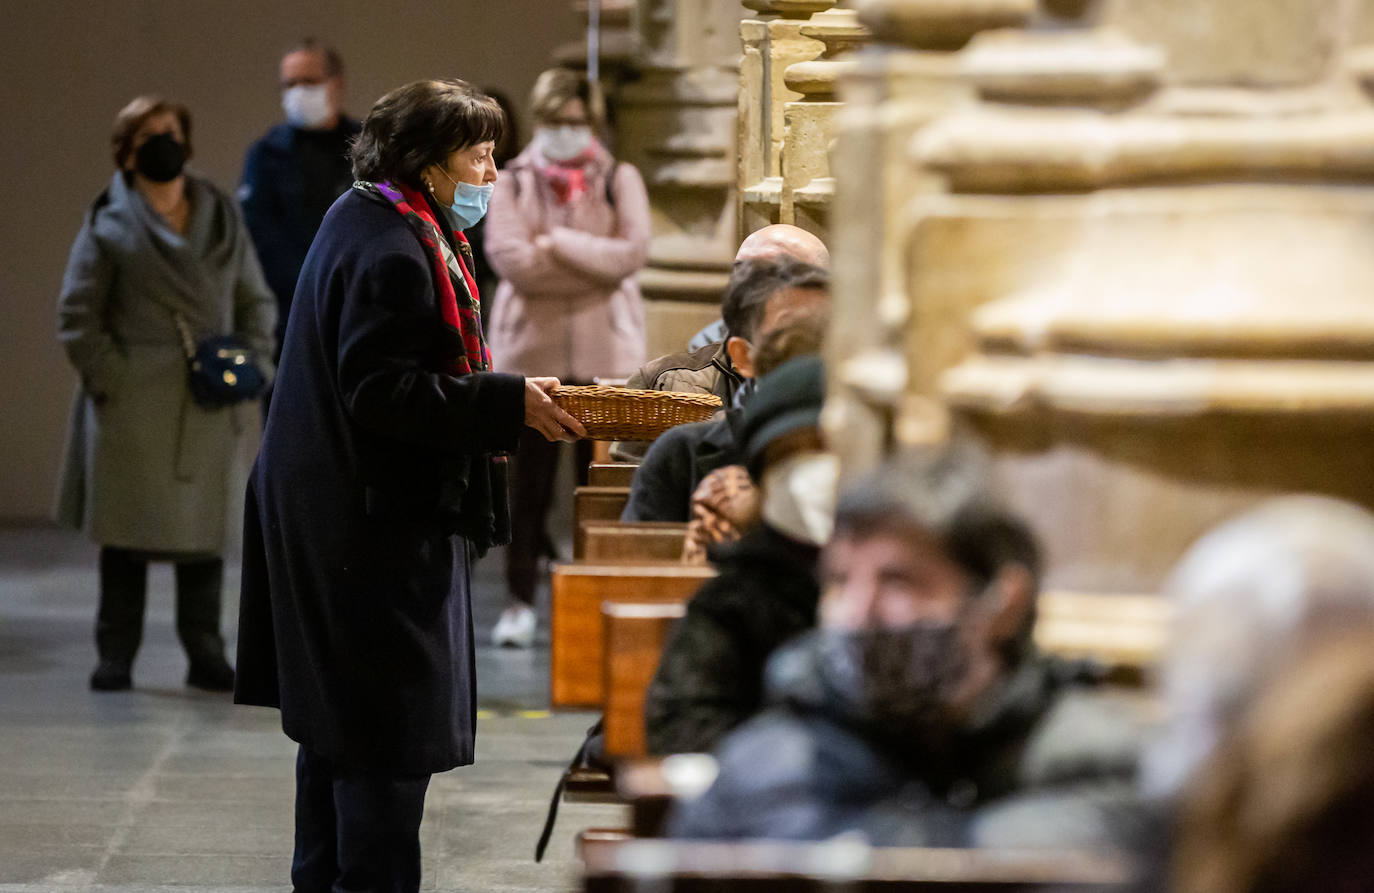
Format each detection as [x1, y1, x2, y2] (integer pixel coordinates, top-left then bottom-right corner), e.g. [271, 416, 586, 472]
[668, 447, 1147, 851]
[621, 258, 830, 523]
[646, 354, 833, 755]
[239, 39, 360, 368]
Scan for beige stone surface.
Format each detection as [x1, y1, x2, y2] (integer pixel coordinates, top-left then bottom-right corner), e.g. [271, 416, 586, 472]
[643, 299, 728, 359]
[612, 0, 741, 324]
[738, 9, 828, 234]
[1104, 0, 1354, 86]
[824, 0, 1374, 594]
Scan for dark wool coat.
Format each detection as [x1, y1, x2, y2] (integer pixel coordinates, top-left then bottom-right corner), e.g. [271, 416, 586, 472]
[234, 189, 525, 775]
[644, 522, 820, 755]
[620, 408, 745, 523]
[669, 649, 1148, 851]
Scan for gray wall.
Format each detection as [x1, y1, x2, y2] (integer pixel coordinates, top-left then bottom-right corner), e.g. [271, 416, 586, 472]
[0, 1, 580, 520]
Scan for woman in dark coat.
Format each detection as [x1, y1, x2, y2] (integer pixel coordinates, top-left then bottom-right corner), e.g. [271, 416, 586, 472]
[234, 79, 584, 892]
[56, 95, 276, 693]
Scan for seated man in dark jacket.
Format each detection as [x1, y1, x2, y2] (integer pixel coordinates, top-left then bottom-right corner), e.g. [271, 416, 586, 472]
[646, 354, 834, 755]
[621, 258, 829, 523]
[668, 446, 1147, 851]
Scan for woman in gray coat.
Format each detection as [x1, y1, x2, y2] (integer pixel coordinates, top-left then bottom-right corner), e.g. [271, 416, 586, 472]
[56, 96, 275, 692]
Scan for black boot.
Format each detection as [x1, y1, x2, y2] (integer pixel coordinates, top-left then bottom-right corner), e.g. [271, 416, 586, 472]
[92, 547, 147, 692]
[90, 659, 132, 691]
[186, 655, 235, 692]
[175, 557, 233, 692]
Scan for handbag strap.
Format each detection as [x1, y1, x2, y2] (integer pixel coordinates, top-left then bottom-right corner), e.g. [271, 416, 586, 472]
[171, 312, 198, 361]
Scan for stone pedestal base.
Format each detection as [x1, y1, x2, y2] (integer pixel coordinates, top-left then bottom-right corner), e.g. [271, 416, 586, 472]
[970, 414, 1374, 595]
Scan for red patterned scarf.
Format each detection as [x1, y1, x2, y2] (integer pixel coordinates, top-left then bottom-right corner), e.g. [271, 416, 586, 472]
[353, 179, 490, 375]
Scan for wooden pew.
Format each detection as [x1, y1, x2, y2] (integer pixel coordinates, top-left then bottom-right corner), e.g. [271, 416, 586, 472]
[554, 561, 1172, 711]
[589, 462, 638, 488]
[603, 602, 686, 760]
[583, 522, 689, 563]
[573, 486, 632, 560]
[582, 840, 1133, 891]
[551, 562, 715, 708]
[1036, 591, 1170, 685]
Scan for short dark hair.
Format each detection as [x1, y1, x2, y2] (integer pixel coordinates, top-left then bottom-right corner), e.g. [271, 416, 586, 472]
[834, 444, 1042, 662]
[289, 37, 343, 78]
[721, 257, 830, 342]
[111, 96, 192, 170]
[351, 79, 505, 190]
[753, 308, 827, 378]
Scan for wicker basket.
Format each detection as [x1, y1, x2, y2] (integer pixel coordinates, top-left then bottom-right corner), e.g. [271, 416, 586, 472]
[551, 385, 722, 441]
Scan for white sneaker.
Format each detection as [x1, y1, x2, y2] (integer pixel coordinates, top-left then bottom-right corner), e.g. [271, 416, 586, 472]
[492, 604, 537, 648]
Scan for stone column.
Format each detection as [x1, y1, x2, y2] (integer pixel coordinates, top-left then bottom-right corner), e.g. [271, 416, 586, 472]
[780, 8, 871, 237]
[616, 0, 744, 358]
[738, 1, 833, 235]
[551, 0, 640, 72]
[823, 0, 1034, 474]
[891, 0, 1374, 596]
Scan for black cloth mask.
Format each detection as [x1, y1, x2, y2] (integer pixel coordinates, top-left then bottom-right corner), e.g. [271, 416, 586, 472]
[134, 133, 187, 182]
[814, 620, 971, 750]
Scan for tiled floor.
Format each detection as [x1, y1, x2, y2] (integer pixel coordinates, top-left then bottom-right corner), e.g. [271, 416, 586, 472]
[0, 525, 620, 892]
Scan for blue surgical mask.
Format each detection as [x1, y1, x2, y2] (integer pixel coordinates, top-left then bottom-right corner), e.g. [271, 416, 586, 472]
[436, 168, 493, 231]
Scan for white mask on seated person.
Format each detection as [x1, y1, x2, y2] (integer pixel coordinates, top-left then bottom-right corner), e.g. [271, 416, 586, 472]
[760, 451, 840, 546]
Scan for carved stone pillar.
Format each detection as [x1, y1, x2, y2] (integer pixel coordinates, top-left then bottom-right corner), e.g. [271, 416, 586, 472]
[896, 0, 1374, 596]
[738, 1, 833, 235]
[824, 0, 1034, 474]
[616, 0, 744, 357]
[552, 0, 640, 71]
[780, 8, 871, 236]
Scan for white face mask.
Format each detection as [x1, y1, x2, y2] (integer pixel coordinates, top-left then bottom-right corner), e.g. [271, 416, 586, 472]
[761, 451, 840, 546]
[282, 84, 334, 129]
[536, 125, 593, 162]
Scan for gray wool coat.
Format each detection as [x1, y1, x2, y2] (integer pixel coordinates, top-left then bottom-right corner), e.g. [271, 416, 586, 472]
[55, 171, 275, 554]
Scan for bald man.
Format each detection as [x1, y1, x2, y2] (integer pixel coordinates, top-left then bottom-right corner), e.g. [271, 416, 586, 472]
[621, 225, 830, 401]
[687, 225, 829, 351]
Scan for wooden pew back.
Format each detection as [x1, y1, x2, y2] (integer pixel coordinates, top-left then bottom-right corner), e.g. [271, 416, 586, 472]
[602, 602, 686, 759]
[584, 522, 689, 563]
[552, 562, 714, 708]
[574, 486, 632, 560]
[589, 463, 638, 488]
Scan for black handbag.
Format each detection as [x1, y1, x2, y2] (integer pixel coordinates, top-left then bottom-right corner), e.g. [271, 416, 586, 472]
[174, 314, 266, 409]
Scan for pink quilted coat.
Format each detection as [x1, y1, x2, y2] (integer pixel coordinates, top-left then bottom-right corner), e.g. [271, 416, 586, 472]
[483, 140, 650, 381]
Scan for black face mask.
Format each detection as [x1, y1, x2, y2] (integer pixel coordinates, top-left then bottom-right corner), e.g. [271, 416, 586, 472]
[134, 132, 187, 182]
[814, 620, 971, 749]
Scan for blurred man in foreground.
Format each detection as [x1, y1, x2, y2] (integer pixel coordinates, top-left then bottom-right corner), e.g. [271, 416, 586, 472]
[670, 447, 1144, 849]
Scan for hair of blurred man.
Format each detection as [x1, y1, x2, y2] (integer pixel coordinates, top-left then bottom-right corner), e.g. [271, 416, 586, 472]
[736, 224, 830, 268]
[1141, 494, 1374, 799]
[111, 96, 192, 170]
[721, 257, 829, 380]
[826, 445, 1042, 668]
[286, 37, 344, 78]
[753, 308, 826, 379]
[1173, 629, 1374, 893]
[351, 80, 505, 192]
[528, 66, 603, 130]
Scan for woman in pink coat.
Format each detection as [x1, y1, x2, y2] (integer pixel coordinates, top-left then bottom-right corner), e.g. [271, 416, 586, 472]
[484, 68, 650, 646]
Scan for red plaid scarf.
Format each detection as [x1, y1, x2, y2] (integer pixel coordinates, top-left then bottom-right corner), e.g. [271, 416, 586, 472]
[354, 179, 490, 375]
